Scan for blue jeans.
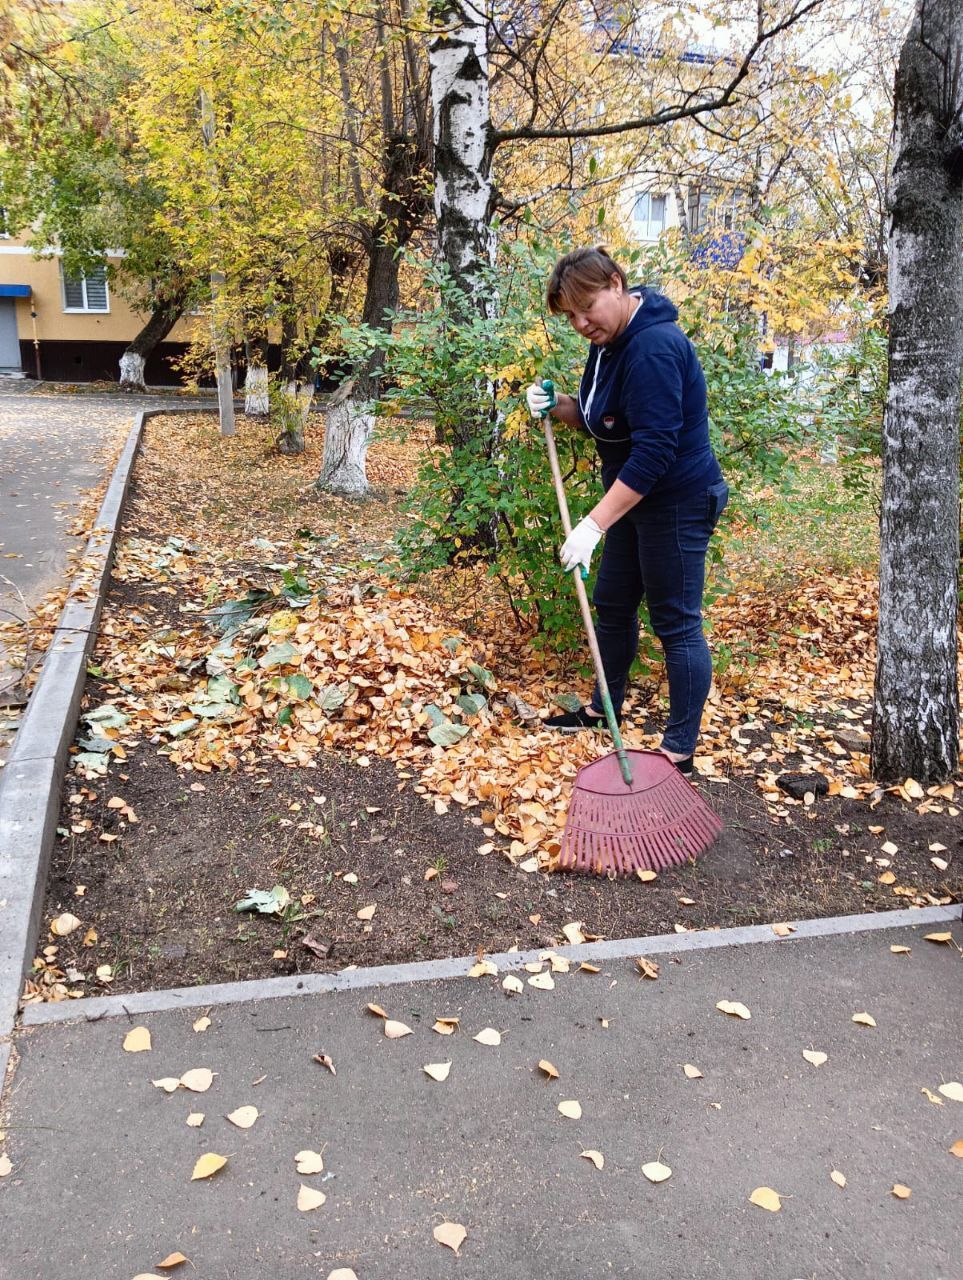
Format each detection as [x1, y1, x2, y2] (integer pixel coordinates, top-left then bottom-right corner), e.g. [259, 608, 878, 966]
[589, 479, 729, 755]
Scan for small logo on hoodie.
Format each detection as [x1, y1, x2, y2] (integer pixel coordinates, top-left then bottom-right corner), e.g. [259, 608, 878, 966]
[602, 416, 616, 430]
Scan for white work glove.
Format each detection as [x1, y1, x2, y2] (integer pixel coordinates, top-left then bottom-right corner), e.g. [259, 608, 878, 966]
[560, 515, 603, 573]
[526, 382, 557, 418]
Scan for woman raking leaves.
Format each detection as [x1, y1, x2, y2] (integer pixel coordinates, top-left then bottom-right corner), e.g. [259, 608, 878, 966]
[526, 246, 729, 774]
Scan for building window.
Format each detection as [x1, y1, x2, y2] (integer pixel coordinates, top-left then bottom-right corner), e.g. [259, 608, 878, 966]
[688, 188, 741, 235]
[632, 191, 667, 239]
[62, 263, 109, 312]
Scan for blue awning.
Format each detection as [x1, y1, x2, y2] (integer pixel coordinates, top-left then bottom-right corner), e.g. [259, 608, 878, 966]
[0, 284, 31, 297]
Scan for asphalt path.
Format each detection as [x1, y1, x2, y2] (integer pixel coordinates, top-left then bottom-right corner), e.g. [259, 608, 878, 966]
[0, 386, 215, 757]
[1, 919, 960, 1279]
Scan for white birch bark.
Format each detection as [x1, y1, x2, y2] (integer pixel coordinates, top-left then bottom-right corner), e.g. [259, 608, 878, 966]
[317, 380, 374, 495]
[244, 363, 269, 416]
[871, 0, 963, 782]
[118, 350, 147, 393]
[429, 3, 493, 290]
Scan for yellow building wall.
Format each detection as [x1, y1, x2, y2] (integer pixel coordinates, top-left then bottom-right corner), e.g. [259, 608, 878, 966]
[1, 237, 197, 347]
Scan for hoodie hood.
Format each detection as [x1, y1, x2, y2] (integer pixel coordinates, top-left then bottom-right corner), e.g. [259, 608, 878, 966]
[607, 287, 679, 351]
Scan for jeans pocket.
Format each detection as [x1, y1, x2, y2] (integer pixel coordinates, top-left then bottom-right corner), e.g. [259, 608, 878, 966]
[707, 480, 729, 527]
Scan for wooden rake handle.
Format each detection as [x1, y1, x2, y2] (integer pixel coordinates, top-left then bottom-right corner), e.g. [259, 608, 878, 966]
[540, 383, 633, 787]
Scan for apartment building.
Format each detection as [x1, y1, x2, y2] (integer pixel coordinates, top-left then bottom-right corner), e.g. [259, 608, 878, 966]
[0, 231, 197, 383]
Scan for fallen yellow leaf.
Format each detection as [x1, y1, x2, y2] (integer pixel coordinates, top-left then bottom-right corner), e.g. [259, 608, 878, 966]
[156, 1252, 189, 1269]
[924, 932, 953, 944]
[226, 1106, 258, 1129]
[851, 1012, 877, 1027]
[384, 1020, 413, 1039]
[192, 1016, 211, 1033]
[579, 962, 601, 974]
[123, 1026, 152, 1053]
[49, 912, 81, 937]
[467, 959, 498, 978]
[802, 1050, 828, 1068]
[771, 923, 795, 937]
[641, 1161, 672, 1183]
[538, 1060, 559, 1079]
[501, 974, 524, 995]
[891, 1183, 911, 1199]
[432, 1017, 459, 1035]
[190, 1152, 227, 1181]
[327, 1271, 359, 1280]
[180, 1068, 215, 1093]
[558, 1100, 582, 1120]
[424, 1062, 452, 1082]
[636, 869, 657, 883]
[366, 1003, 388, 1019]
[186, 1113, 204, 1127]
[921, 1087, 943, 1105]
[562, 922, 587, 945]
[473, 1027, 501, 1046]
[749, 1186, 782, 1212]
[433, 1222, 467, 1254]
[716, 1000, 751, 1020]
[889, 945, 911, 955]
[682, 1063, 703, 1079]
[581, 1149, 604, 1169]
[295, 1150, 324, 1174]
[297, 1185, 327, 1211]
[879, 871, 896, 885]
[0, 1154, 12, 1177]
[356, 903, 376, 921]
[830, 1170, 846, 1188]
[528, 971, 555, 991]
[636, 957, 660, 980]
[938, 1081, 963, 1102]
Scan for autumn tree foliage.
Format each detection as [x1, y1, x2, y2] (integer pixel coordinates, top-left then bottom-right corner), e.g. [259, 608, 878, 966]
[871, 0, 963, 783]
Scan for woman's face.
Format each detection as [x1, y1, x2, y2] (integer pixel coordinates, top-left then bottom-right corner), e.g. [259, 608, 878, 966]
[559, 273, 628, 346]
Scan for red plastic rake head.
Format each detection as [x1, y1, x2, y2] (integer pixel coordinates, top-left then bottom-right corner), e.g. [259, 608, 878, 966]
[557, 749, 721, 877]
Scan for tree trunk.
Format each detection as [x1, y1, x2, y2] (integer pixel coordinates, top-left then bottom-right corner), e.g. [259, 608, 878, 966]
[118, 290, 185, 391]
[317, 377, 373, 494]
[273, 286, 313, 456]
[315, 240, 397, 494]
[244, 334, 269, 416]
[429, 3, 493, 299]
[871, 0, 963, 783]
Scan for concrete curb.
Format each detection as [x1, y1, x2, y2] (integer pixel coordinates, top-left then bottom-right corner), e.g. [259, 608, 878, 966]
[0, 406, 226, 1086]
[19, 903, 960, 1028]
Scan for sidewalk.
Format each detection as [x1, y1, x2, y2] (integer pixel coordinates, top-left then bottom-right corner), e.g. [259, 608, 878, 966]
[1, 916, 960, 1279]
[0, 389, 228, 757]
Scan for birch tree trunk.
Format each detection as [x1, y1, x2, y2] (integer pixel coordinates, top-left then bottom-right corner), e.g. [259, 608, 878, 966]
[429, 1, 493, 304]
[871, 0, 963, 783]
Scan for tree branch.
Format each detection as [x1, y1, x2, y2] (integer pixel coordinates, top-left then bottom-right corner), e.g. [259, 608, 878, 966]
[490, 0, 828, 149]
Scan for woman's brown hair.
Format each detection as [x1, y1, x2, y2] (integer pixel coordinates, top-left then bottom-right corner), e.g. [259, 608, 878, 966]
[546, 246, 628, 314]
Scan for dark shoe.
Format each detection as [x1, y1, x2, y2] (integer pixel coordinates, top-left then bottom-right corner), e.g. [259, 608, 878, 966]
[659, 749, 694, 775]
[542, 705, 619, 732]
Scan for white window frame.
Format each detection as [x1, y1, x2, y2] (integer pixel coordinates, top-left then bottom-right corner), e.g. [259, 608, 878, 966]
[632, 191, 667, 240]
[61, 262, 110, 313]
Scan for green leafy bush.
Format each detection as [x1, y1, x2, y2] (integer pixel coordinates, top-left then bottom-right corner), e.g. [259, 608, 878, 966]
[328, 232, 870, 655]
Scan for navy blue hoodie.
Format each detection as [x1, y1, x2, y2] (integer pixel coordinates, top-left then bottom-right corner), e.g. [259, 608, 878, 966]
[576, 287, 722, 506]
